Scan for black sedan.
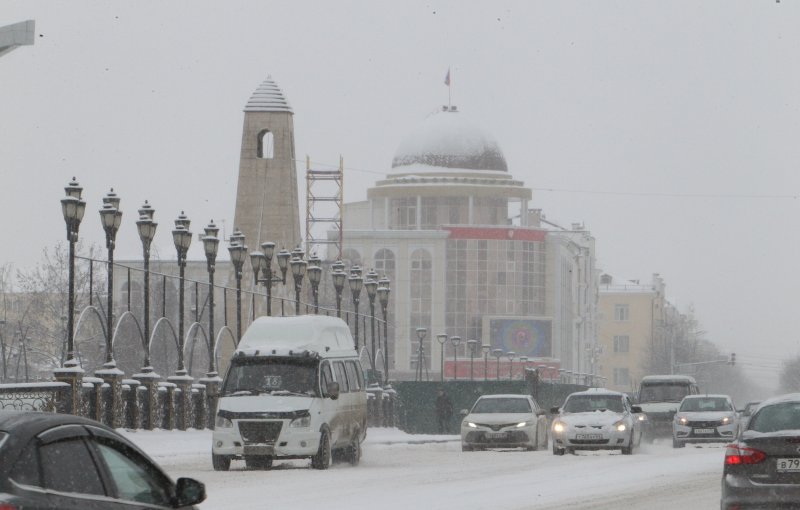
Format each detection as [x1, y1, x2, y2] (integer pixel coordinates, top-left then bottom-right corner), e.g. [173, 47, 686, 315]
[0, 411, 205, 509]
[722, 394, 800, 509]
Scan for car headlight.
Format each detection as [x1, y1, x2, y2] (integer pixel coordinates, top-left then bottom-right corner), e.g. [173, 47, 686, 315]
[614, 421, 626, 432]
[678, 416, 688, 425]
[722, 416, 731, 425]
[637, 414, 646, 422]
[215, 415, 233, 428]
[466, 422, 477, 428]
[553, 421, 565, 433]
[290, 416, 311, 428]
[516, 421, 529, 428]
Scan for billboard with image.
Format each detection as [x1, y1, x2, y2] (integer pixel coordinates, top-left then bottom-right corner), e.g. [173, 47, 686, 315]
[485, 317, 552, 358]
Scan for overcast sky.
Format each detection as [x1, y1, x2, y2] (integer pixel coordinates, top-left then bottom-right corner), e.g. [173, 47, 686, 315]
[2, 1, 797, 389]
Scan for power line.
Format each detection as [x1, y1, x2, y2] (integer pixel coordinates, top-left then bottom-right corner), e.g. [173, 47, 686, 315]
[299, 158, 800, 200]
[531, 187, 799, 200]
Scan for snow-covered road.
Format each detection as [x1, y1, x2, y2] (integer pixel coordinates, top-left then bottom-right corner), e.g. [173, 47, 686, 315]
[122, 429, 724, 509]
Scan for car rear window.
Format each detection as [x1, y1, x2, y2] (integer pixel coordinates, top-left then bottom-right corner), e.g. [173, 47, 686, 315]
[749, 402, 800, 433]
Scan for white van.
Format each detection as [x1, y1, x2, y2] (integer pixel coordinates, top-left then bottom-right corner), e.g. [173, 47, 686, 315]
[211, 315, 367, 471]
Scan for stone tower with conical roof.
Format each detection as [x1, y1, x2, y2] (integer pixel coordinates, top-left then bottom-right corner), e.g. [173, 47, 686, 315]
[233, 77, 301, 253]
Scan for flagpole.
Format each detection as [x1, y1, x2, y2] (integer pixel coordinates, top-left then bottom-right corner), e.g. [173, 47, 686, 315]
[448, 67, 452, 109]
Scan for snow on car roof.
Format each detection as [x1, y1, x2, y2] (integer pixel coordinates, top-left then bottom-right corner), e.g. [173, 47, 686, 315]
[477, 394, 529, 399]
[681, 394, 731, 399]
[758, 393, 800, 407]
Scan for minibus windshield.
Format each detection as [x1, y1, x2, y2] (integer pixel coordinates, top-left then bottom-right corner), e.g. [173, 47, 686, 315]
[222, 357, 318, 397]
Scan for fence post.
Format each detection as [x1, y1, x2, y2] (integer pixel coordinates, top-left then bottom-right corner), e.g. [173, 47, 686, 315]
[199, 376, 222, 430]
[96, 367, 124, 428]
[134, 372, 161, 430]
[123, 379, 141, 429]
[53, 366, 84, 415]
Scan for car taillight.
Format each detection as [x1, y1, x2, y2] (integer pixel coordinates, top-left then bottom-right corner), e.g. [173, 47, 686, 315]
[725, 443, 767, 465]
[0, 504, 19, 510]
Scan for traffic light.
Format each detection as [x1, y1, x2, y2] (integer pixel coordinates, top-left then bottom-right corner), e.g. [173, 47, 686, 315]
[729, 352, 736, 366]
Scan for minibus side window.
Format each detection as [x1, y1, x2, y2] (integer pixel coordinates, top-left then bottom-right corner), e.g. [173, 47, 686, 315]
[354, 362, 365, 388]
[345, 361, 362, 391]
[320, 361, 334, 396]
[333, 361, 350, 393]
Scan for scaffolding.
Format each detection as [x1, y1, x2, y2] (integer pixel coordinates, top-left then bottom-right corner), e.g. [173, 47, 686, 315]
[305, 155, 344, 260]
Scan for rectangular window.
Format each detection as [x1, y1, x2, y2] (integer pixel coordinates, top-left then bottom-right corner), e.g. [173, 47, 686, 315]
[614, 304, 630, 321]
[613, 335, 630, 353]
[333, 361, 350, 393]
[613, 368, 630, 386]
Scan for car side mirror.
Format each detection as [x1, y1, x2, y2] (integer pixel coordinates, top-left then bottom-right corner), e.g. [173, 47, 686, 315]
[536, 409, 547, 416]
[631, 405, 643, 414]
[327, 381, 340, 400]
[460, 409, 469, 416]
[174, 477, 206, 507]
[550, 406, 560, 414]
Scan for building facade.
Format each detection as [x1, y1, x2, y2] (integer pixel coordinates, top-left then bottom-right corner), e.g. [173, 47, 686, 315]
[334, 106, 599, 380]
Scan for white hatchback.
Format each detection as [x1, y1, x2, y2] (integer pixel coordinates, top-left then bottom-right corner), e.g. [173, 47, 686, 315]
[460, 394, 549, 452]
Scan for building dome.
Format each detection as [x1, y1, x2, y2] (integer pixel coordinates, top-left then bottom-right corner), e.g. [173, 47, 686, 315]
[391, 108, 507, 172]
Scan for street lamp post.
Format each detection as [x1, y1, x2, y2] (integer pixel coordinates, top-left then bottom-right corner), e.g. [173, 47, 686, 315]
[377, 278, 390, 385]
[482, 344, 491, 381]
[60, 178, 86, 367]
[171, 212, 192, 375]
[290, 257, 307, 316]
[307, 265, 321, 314]
[136, 201, 157, 369]
[365, 270, 378, 372]
[276, 248, 291, 316]
[99, 188, 122, 368]
[467, 339, 478, 381]
[332, 262, 346, 318]
[348, 274, 363, 350]
[228, 239, 247, 343]
[507, 351, 516, 380]
[260, 242, 276, 316]
[519, 356, 528, 380]
[437, 334, 448, 382]
[450, 336, 461, 381]
[249, 248, 265, 318]
[493, 349, 504, 381]
[415, 328, 428, 382]
[202, 221, 219, 376]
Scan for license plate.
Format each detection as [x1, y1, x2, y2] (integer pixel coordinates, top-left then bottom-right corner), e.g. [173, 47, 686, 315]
[487, 432, 506, 439]
[576, 434, 603, 440]
[777, 458, 800, 472]
[693, 428, 714, 434]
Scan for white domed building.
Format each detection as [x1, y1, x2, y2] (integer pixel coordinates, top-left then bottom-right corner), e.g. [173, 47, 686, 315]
[335, 106, 598, 381]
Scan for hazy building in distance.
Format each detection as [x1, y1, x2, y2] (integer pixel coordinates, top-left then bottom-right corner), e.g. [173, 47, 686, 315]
[334, 105, 599, 380]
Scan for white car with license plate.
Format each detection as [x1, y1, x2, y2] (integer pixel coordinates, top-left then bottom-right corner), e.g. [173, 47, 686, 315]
[550, 388, 643, 455]
[671, 394, 738, 448]
[460, 394, 549, 451]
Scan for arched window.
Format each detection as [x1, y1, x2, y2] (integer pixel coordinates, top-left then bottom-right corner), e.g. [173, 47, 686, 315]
[342, 248, 362, 268]
[410, 248, 433, 370]
[373, 248, 396, 283]
[257, 129, 274, 159]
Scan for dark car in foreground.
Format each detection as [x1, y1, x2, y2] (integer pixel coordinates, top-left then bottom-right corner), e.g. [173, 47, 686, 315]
[721, 394, 800, 509]
[0, 411, 206, 509]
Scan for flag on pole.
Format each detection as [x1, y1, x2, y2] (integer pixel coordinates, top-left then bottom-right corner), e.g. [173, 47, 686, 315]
[444, 68, 451, 86]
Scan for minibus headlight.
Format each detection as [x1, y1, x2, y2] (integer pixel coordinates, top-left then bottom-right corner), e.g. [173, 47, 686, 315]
[290, 416, 311, 428]
[215, 415, 233, 428]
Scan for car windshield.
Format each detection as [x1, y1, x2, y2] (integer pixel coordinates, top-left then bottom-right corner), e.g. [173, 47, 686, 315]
[563, 395, 623, 413]
[749, 402, 800, 433]
[679, 397, 732, 412]
[639, 383, 690, 403]
[471, 398, 531, 414]
[222, 357, 318, 396]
